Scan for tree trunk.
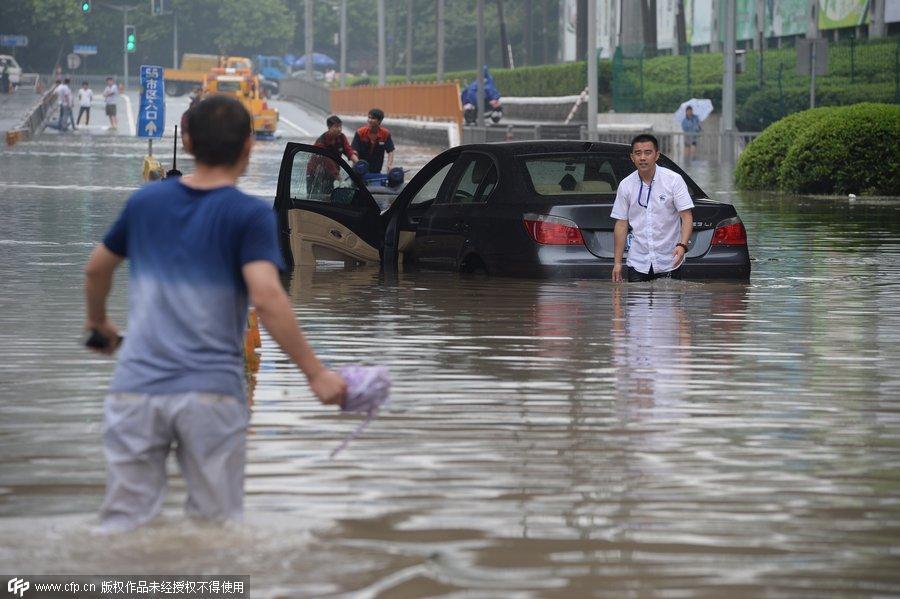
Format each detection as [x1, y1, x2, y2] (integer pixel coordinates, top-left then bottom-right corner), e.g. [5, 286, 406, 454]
[497, 0, 512, 68]
[640, 0, 658, 55]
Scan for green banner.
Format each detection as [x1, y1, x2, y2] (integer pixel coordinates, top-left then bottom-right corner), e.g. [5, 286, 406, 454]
[819, 0, 870, 29]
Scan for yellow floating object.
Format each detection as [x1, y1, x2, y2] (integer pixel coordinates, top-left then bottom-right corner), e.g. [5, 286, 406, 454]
[142, 155, 164, 181]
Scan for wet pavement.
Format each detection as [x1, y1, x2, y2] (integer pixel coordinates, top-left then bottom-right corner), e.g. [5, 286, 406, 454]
[0, 123, 899, 597]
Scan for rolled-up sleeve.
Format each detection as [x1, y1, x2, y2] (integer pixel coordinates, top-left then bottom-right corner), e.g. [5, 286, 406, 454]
[673, 176, 694, 211]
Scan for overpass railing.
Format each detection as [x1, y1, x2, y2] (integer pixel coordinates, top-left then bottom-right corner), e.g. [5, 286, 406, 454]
[279, 77, 331, 113]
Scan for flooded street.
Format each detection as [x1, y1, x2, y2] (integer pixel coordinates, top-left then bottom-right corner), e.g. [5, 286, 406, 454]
[1, 129, 899, 597]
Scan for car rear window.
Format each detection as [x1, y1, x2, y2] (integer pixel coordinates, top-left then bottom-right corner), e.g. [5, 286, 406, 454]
[522, 153, 635, 198]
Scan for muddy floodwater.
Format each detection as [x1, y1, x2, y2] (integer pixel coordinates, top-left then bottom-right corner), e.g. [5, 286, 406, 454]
[1, 132, 898, 598]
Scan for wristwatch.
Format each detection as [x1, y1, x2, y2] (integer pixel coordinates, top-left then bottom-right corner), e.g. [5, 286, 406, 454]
[676, 242, 688, 251]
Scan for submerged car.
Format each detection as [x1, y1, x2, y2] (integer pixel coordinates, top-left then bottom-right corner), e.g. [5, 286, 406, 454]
[274, 140, 751, 279]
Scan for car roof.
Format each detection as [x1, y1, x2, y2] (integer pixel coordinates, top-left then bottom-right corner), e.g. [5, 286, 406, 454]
[454, 140, 633, 157]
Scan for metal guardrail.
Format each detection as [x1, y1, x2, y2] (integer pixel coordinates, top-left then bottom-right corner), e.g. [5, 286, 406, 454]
[5, 84, 58, 145]
[279, 77, 331, 113]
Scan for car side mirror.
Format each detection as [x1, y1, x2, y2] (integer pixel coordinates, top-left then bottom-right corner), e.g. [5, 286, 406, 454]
[331, 187, 356, 206]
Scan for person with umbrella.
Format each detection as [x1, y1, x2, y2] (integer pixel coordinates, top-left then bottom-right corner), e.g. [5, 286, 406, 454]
[681, 105, 702, 161]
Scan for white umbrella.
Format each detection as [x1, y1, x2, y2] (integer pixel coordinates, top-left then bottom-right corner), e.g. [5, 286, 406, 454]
[673, 98, 714, 126]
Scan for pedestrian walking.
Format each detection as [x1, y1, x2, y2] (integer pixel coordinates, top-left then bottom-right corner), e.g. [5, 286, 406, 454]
[611, 134, 694, 283]
[351, 108, 395, 174]
[83, 95, 346, 532]
[681, 105, 702, 161]
[102, 77, 118, 130]
[76, 81, 93, 126]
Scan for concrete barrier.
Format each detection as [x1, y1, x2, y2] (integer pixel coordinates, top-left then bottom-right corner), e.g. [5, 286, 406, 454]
[279, 77, 331, 113]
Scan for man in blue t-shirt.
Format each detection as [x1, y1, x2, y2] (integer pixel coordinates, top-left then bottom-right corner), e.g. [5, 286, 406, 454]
[83, 95, 346, 532]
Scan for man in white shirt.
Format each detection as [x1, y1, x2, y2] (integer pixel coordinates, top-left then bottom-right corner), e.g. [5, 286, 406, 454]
[102, 77, 119, 130]
[54, 78, 75, 132]
[76, 81, 93, 126]
[611, 134, 694, 282]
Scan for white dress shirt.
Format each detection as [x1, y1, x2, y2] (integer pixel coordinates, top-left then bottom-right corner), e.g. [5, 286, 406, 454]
[610, 165, 694, 274]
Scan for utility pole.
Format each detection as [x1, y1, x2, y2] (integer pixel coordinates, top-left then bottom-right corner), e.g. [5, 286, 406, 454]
[436, 0, 445, 81]
[869, 0, 886, 38]
[722, 0, 736, 162]
[476, 0, 485, 126]
[756, 0, 764, 87]
[103, 3, 138, 92]
[340, 0, 347, 88]
[806, 0, 818, 108]
[587, 0, 598, 141]
[710, 0, 721, 53]
[305, 0, 313, 81]
[406, 0, 413, 82]
[172, 9, 178, 69]
[378, 0, 386, 85]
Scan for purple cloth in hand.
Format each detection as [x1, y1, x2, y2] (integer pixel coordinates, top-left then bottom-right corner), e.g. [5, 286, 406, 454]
[330, 365, 391, 458]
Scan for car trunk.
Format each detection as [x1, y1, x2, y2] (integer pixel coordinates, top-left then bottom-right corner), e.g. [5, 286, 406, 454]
[547, 199, 733, 259]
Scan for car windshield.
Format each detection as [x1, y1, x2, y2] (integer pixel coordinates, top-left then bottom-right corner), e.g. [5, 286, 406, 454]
[521, 153, 634, 198]
[216, 80, 242, 93]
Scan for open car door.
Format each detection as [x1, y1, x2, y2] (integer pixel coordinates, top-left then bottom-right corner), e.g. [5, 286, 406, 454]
[274, 142, 385, 269]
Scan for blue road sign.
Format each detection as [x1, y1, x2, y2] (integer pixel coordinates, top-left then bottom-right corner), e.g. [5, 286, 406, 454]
[0, 35, 28, 48]
[73, 44, 98, 55]
[137, 65, 165, 139]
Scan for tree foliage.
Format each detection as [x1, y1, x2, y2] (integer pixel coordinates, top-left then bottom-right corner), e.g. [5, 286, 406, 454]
[0, 0, 560, 77]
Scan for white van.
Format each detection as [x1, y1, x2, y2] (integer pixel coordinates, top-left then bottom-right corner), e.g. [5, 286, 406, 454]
[0, 55, 22, 84]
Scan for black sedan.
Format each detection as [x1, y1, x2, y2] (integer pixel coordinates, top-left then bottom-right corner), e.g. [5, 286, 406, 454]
[274, 140, 750, 279]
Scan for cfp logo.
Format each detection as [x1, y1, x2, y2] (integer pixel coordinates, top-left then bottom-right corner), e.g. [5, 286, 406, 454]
[7, 578, 29, 597]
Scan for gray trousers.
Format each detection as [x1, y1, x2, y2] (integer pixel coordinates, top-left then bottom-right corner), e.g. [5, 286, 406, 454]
[99, 392, 249, 533]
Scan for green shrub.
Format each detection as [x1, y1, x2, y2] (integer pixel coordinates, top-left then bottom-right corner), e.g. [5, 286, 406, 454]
[777, 103, 900, 195]
[738, 82, 899, 131]
[734, 106, 835, 190]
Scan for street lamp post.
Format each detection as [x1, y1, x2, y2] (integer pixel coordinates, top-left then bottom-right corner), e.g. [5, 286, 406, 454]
[305, 0, 314, 82]
[378, 0, 386, 85]
[476, 0, 485, 126]
[340, 0, 347, 88]
[587, 0, 598, 141]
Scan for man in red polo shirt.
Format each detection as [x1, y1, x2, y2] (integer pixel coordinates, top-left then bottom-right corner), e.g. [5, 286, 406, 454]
[307, 115, 358, 195]
[351, 108, 395, 174]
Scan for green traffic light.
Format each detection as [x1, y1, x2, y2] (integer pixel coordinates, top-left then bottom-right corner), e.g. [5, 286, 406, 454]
[81, 2, 90, 13]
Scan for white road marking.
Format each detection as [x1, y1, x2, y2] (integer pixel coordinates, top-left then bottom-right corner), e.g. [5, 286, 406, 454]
[122, 94, 136, 136]
[279, 115, 312, 137]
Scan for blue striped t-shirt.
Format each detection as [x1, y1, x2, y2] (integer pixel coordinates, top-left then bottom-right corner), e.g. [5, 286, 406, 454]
[102, 178, 284, 402]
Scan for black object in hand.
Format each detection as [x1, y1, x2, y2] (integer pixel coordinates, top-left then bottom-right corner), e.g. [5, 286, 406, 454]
[83, 329, 123, 350]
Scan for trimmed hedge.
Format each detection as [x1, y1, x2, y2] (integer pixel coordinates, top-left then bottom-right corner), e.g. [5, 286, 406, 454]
[778, 103, 900, 195]
[734, 106, 833, 190]
[735, 103, 900, 195]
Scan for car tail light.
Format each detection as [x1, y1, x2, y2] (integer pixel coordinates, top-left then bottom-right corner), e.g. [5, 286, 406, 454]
[523, 213, 584, 246]
[711, 217, 747, 245]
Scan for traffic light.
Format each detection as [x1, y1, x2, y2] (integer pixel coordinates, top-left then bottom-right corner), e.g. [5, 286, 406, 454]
[125, 26, 136, 53]
[81, 1, 91, 14]
[150, 0, 165, 16]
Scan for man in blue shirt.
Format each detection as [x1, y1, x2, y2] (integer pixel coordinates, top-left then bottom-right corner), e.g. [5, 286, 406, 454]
[84, 95, 346, 532]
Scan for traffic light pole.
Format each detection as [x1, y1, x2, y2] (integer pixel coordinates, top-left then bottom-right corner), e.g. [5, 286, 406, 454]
[101, 3, 139, 92]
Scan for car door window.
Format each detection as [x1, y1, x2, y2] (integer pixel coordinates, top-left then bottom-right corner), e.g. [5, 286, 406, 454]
[289, 150, 359, 206]
[448, 155, 496, 204]
[410, 162, 454, 206]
